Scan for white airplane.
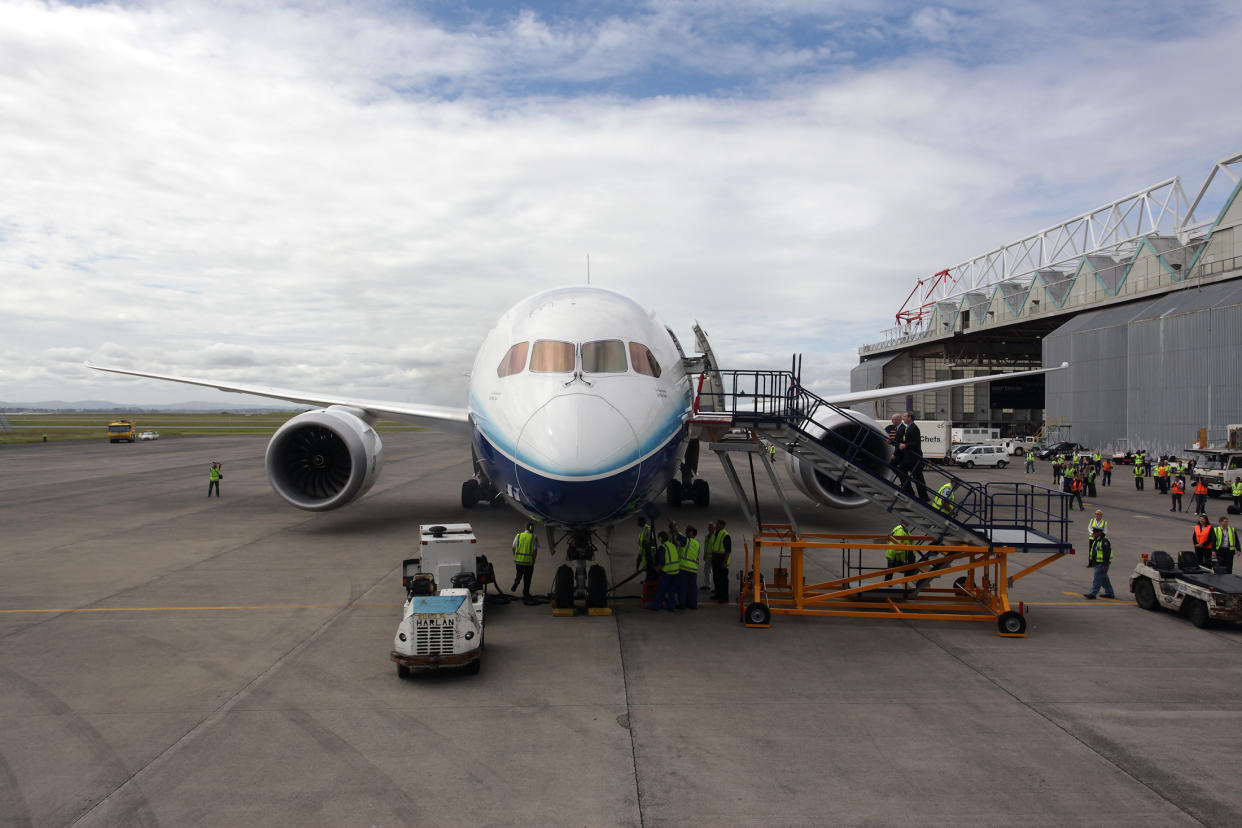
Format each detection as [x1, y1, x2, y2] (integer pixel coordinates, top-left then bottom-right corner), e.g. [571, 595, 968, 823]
[91, 285, 1064, 606]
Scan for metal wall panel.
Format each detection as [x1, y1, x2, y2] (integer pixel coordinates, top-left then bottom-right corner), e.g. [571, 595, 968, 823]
[1045, 278, 1242, 454]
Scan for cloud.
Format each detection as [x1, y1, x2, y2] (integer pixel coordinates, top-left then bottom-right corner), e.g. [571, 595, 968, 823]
[1, 0, 1240, 408]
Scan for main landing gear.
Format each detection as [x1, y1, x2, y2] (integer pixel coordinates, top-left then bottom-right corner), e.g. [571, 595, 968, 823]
[461, 449, 502, 508]
[546, 526, 613, 615]
[460, 478, 502, 508]
[666, 439, 711, 508]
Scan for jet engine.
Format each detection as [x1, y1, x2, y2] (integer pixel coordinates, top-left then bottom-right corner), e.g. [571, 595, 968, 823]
[265, 405, 382, 511]
[784, 411, 894, 510]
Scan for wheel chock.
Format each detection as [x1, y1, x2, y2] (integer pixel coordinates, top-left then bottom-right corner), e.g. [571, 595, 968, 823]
[586, 607, 613, 616]
[551, 607, 577, 617]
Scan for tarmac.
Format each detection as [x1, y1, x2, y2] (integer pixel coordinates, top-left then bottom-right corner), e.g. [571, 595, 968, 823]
[1, 432, 1241, 827]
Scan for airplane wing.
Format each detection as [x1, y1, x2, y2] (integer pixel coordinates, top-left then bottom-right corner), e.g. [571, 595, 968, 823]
[87, 364, 470, 426]
[822, 362, 1067, 408]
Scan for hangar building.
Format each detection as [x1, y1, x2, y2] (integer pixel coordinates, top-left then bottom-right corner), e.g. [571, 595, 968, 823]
[852, 151, 1242, 453]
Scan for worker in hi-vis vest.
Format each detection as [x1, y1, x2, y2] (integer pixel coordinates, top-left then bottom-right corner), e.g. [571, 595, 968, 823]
[636, 516, 658, 583]
[207, 461, 222, 497]
[511, 522, 539, 599]
[654, 526, 682, 611]
[885, 520, 915, 582]
[1214, 517, 1239, 574]
[679, 526, 701, 610]
[707, 520, 732, 604]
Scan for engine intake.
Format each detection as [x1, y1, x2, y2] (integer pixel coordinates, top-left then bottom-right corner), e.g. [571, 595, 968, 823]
[784, 411, 894, 510]
[265, 406, 382, 511]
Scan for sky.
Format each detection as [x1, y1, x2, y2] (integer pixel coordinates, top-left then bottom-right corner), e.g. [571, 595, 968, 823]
[2, 0, 1241, 407]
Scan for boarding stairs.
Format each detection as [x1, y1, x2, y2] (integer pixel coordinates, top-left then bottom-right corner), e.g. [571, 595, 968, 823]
[691, 367, 1071, 557]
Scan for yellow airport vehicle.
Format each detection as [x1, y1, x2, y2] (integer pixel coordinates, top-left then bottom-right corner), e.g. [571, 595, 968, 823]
[107, 420, 135, 443]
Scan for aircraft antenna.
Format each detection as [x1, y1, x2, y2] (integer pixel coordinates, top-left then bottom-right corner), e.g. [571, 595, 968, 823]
[586, 254, 591, 284]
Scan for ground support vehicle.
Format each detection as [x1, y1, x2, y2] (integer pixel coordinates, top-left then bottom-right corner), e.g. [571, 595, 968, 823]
[391, 524, 490, 677]
[1129, 551, 1242, 628]
[138, 431, 159, 441]
[952, 444, 1008, 469]
[108, 420, 135, 443]
[1188, 449, 1242, 497]
[738, 525, 1068, 637]
[1036, 441, 1080, 460]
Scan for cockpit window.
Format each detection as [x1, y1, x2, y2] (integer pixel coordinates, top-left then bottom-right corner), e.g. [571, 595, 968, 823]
[628, 342, 662, 378]
[581, 339, 627, 373]
[530, 340, 575, 373]
[497, 342, 529, 378]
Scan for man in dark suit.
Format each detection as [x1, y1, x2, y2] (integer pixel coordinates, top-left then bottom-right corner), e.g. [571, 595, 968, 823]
[898, 411, 927, 501]
[889, 413, 906, 468]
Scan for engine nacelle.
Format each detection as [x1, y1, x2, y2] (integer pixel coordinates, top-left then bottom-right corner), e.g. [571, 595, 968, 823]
[784, 411, 894, 510]
[265, 406, 383, 511]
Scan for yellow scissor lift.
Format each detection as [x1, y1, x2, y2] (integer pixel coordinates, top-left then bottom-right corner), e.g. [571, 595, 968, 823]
[739, 524, 1068, 636]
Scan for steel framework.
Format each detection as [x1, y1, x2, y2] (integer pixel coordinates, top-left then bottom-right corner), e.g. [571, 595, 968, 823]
[892, 176, 1191, 331]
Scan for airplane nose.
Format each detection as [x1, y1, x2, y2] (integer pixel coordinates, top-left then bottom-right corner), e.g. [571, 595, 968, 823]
[517, 393, 640, 477]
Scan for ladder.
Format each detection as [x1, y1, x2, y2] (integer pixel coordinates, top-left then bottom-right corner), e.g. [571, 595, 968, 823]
[692, 369, 1070, 554]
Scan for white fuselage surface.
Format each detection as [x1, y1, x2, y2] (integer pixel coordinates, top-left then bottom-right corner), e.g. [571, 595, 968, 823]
[467, 287, 692, 527]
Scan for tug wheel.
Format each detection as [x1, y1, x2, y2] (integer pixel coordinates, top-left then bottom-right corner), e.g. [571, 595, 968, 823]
[997, 610, 1026, 635]
[1187, 598, 1210, 629]
[1133, 578, 1159, 611]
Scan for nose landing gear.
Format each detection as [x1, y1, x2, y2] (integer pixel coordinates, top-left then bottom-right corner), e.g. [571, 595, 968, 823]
[546, 527, 613, 616]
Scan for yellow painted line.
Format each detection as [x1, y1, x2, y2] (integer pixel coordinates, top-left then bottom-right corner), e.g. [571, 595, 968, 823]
[0, 603, 399, 615]
[1026, 601, 1131, 606]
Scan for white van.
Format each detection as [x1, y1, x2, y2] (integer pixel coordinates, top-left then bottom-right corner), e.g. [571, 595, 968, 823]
[953, 444, 1009, 469]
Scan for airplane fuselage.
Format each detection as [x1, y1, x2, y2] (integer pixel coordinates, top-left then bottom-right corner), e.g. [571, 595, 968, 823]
[466, 287, 692, 527]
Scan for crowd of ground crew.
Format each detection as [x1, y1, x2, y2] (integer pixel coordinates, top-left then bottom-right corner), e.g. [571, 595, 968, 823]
[1038, 449, 1242, 592]
[635, 516, 732, 610]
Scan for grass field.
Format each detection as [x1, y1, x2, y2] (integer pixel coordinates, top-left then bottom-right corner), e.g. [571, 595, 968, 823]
[0, 412, 425, 444]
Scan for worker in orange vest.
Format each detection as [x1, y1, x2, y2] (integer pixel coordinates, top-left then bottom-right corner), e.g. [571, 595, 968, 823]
[1192, 478, 1209, 516]
[1170, 477, 1185, 513]
[1192, 515, 1214, 567]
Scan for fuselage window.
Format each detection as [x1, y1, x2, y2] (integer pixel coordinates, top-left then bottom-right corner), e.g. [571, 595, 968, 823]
[496, 341, 529, 378]
[581, 339, 628, 373]
[628, 342, 662, 378]
[530, 340, 576, 373]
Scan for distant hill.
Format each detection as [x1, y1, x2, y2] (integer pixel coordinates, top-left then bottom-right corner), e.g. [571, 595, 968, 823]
[0, 400, 309, 413]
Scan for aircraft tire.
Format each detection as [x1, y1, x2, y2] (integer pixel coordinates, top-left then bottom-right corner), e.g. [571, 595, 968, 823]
[553, 565, 574, 609]
[692, 479, 710, 508]
[1133, 578, 1159, 611]
[587, 565, 608, 608]
[997, 610, 1026, 635]
[1187, 598, 1210, 628]
[666, 479, 682, 508]
[461, 479, 479, 508]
